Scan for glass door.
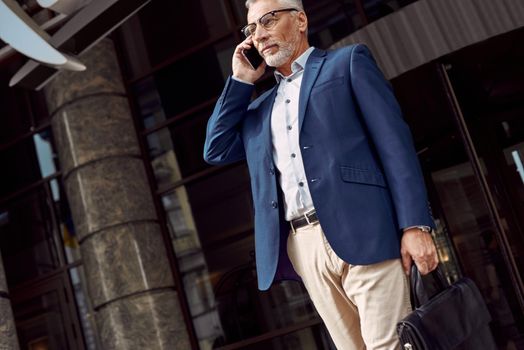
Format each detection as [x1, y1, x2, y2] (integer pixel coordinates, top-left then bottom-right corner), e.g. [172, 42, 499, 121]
[391, 31, 524, 346]
[437, 29, 524, 348]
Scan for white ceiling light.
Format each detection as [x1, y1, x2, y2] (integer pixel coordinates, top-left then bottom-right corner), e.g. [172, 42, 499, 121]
[0, 0, 150, 89]
[0, 0, 85, 70]
[37, 0, 92, 15]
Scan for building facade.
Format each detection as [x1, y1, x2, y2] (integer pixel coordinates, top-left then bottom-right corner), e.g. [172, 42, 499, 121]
[1, 0, 524, 349]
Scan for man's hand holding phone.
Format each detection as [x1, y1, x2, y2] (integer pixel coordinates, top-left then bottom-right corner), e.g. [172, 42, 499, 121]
[232, 36, 266, 83]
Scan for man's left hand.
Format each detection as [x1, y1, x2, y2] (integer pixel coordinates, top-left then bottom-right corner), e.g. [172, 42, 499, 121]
[400, 228, 439, 275]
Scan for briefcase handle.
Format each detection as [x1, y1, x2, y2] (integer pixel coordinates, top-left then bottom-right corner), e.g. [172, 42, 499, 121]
[410, 264, 448, 308]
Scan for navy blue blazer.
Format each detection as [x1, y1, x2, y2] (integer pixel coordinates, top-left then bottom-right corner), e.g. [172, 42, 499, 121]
[204, 44, 435, 291]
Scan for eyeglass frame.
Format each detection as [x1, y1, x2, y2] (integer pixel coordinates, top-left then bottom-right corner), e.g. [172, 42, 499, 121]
[241, 8, 299, 38]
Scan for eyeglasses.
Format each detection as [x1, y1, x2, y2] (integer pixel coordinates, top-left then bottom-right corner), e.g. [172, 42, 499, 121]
[241, 8, 298, 38]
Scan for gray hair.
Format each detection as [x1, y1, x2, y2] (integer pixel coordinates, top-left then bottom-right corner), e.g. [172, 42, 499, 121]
[245, 0, 304, 11]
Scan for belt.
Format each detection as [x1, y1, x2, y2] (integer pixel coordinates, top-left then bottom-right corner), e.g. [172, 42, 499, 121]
[290, 210, 319, 232]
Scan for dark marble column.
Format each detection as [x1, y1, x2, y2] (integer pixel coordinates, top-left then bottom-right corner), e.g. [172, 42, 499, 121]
[44, 39, 190, 349]
[0, 252, 20, 350]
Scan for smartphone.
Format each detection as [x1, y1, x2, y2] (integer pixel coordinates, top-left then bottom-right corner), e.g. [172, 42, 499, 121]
[242, 46, 264, 70]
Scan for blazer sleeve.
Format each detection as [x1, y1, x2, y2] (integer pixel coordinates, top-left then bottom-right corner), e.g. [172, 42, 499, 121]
[203, 77, 254, 165]
[349, 44, 435, 231]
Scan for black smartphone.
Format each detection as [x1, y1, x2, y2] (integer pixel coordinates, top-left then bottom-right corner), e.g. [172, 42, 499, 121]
[242, 46, 264, 70]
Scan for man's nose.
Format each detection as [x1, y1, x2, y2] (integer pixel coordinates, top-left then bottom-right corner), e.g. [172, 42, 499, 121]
[252, 25, 269, 41]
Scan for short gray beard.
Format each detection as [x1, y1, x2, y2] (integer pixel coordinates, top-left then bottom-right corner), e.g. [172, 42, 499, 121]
[264, 44, 293, 67]
[263, 30, 300, 68]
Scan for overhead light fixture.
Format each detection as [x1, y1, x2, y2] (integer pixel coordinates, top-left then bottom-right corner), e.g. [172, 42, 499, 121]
[0, 0, 150, 90]
[37, 0, 93, 15]
[0, 0, 85, 70]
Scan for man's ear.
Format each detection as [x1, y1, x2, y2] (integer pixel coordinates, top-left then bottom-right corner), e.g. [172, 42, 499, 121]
[297, 11, 308, 33]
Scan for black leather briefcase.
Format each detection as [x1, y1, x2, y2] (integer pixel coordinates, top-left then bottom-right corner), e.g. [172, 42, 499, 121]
[396, 265, 497, 350]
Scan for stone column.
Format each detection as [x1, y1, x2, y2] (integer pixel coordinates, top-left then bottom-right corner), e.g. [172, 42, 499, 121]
[44, 39, 191, 349]
[0, 252, 20, 350]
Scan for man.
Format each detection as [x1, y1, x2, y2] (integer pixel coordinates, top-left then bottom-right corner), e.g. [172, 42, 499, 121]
[204, 0, 439, 348]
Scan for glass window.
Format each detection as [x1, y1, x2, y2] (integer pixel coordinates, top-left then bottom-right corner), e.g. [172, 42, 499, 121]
[363, 0, 421, 22]
[0, 187, 61, 286]
[161, 165, 321, 347]
[30, 91, 52, 128]
[441, 41, 524, 346]
[69, 266, 102, 350]
[393, 60, 524, 347]
[164, 165, 253, 254]
[13, 290, 70, 349]
[0, 66, 32, 144]
[363, 0, 395, 22]
[146, 106, 213, 187]
[131, 37, 235, 129]
[33, 131, 58, 178]
[229, 0, 248, 26]
[395, 0, 420, 9]
[120, 0, 232, 76]
[306, 1, 361, 48]
[61, 193, 81, 265]
[244, 322, 336, 349]
[0, 128, 58, 198]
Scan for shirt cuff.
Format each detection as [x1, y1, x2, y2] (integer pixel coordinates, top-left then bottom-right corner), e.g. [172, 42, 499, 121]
[403, 225, 431, 232]
[232, 75, 254, 85]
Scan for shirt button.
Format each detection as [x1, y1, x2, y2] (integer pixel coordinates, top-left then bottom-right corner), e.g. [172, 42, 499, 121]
[285, 99, 291, 104]
[271, 201, 278, 209]
[291, 153, 296, 158]
[287, 78, 292, 82]
[287, 125, 292, 130]
[299, 181, 304, 187]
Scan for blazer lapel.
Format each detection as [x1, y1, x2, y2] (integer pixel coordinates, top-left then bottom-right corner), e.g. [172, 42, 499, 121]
[298, 48, 326, 132]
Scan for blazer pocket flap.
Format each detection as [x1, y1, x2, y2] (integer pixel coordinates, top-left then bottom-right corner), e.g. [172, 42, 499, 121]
[311, 76, 344, 94]
[340, 166, 387, 188]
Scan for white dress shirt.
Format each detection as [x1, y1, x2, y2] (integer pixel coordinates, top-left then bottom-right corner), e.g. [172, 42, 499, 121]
[270, 47, 315, 221]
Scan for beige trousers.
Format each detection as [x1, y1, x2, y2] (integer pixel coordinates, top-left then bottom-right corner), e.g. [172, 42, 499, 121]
[286, 222, 411, 350]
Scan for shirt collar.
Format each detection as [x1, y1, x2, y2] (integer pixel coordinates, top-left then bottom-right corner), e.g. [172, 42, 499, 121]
[274, 46, 315, 82]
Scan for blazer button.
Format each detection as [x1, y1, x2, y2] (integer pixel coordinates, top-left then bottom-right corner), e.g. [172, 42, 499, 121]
[271, 201, 278, 209]
[269, 168, 275, 175]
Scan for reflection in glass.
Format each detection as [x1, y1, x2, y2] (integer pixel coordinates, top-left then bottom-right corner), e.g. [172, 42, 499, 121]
[431, 161, 522, 346]
[146, 108, 212, 186]
[133, 77, 168, 130]
[247, 322, 335, 350]
[0, 69, 32, 144]
[307, 0, 361, 48]
[363, 0, 420, 22]
[0, 128, 57, 198]
[442, 38, 524, 346]
[162, 165, 323, 348]
[163, 189, 201, 255]
[12, 291, 69, 350]
[62, 207, 80, 265]
[33, 130, 57, 179]
[229, 0, 248, 25]
[510, 149, 524, 185]
[430, 218, 461, 282]
[363, 0, 394, 22]
[132, 37, 235, 130]
[162, 188, 225, 349]
[138, 0, 232, 68]
[0, 188, 60, 286]
[69, 267, 101, 350]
